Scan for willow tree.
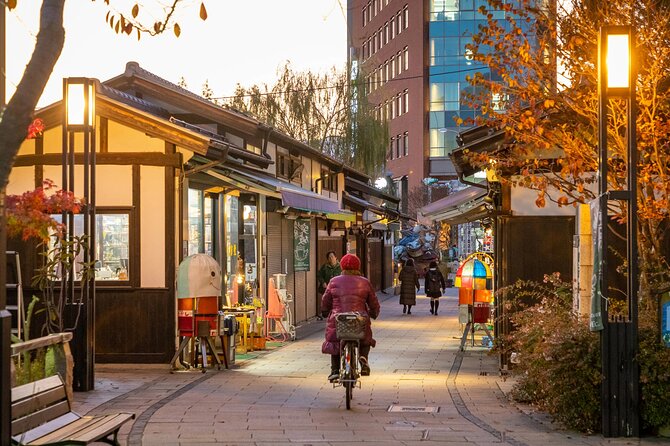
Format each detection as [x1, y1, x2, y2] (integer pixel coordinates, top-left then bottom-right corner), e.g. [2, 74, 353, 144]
[224, 62, 388, 177]
[464, 0, 670, 289]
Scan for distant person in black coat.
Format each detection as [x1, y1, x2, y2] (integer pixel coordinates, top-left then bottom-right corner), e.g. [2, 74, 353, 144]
[424, 261, 446, 315]
[398, 259, 420, 314]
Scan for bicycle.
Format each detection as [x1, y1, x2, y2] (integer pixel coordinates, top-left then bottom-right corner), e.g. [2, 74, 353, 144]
[334, 312, 367, 410]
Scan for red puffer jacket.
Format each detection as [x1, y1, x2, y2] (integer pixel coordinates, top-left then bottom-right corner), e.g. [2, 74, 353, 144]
[321, 274, 381, 355]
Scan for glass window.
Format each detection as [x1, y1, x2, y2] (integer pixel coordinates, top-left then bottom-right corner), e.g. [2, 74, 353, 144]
[188, 188, 203, 256]
[403, 132, 409, 156]
[404, 47, 409, 70]
[403, 89, 409, 113]
[389, 137, 395, 160]
[204, 196, 213, 257]
[97, 213, 130, 281]
[403, 5, 408, 28]
[51, 212, 131, 281]
[395, 136, 401, 158]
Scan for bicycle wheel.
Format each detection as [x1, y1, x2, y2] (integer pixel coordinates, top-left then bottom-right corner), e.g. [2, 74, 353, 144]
[342, 341, 356, 409]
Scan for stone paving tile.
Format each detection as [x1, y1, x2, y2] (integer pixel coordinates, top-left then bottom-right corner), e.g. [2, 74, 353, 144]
[71, 289, 669, 446]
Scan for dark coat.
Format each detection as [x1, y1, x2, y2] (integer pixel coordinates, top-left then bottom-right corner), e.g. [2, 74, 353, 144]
[317, 262, 342, 293]
[424, 268, 446, 298]
[321, 274, 380, 355]
[398, 265, 419, 305]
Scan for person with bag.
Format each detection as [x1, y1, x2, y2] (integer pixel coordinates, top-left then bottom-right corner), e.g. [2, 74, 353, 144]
[424, 261, 446, 315]
[321, 254, 380, 382]
[398, 258, 420, 314]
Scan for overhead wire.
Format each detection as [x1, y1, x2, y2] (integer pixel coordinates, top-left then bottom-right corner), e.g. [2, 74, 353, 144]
[210, 65, 490, 100]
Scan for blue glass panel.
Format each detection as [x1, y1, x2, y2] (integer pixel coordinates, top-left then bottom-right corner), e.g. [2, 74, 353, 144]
[460, 0, 474, 10]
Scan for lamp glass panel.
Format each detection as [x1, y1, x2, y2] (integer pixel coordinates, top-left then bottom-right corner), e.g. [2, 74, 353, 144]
[67, 83, 85, 126]
[606, 34, 630, 89]
[66, 82, 95, 127]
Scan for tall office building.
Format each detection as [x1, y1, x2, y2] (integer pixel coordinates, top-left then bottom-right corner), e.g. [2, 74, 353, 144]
[348, 0, 496, 213]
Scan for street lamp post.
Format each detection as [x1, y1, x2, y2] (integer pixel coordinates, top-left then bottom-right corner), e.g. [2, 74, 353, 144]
[597, 26, 639, 437]
[63, 78, 97, 391]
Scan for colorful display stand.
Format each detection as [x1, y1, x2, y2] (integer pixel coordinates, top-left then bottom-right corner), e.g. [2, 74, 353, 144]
[455, 253, 494, 351]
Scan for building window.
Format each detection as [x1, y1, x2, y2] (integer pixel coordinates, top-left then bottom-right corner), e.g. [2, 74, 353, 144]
[396, 12, 402, 33]
[246, 142, 261, 155]
[395, 135, 401, 158]
[403, 132, 409, 156]
[188, 188, 214, 257]
[403, 5, 409, 29]
[52, 212, 131, 281]
[404, 46, 409, 70]
[389, 136, 395, 160]
[403, 89, 409, 113]
[320, 168, 338, 192]
[391, 17, 396, 38]
[362, 7, 367, 26]
[276, 147, 302, 181]
[384, 22, 389, 44]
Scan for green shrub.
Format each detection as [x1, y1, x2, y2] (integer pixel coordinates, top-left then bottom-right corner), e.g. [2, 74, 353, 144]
[638, 298, 670, 432]
[498, 274, 601, 433]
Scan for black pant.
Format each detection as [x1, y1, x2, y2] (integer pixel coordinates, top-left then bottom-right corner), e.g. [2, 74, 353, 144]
[331, 344, 370, 371]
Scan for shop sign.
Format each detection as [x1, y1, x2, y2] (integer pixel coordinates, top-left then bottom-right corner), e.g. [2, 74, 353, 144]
[590, 198, 604, 331]
[294, 218, 310, 271]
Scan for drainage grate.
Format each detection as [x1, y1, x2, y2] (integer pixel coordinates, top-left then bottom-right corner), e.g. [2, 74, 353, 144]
[388, 405, 440, 413]
[393, 369, 441, 374]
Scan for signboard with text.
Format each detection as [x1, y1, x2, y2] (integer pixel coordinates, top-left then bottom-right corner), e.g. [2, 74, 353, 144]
[294, 218, 310, 272]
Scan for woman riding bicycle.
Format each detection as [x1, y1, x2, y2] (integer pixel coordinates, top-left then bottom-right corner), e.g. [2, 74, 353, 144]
[321, 254, 380, 382]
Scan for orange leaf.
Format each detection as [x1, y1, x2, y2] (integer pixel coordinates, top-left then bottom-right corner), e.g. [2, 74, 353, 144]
[200, 2, 208, 20]
[174, 23, 181, 37]
[132, 4, 139, 18]
[7, 0, 17, 9]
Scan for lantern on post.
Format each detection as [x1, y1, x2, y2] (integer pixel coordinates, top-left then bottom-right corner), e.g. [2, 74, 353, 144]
[596, 26, 639, 437]
[62, 78, 97, 392]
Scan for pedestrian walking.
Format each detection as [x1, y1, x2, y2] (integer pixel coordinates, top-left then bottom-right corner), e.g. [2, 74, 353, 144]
[317, 251, 342, 319]
[424, 261, 446, 315]
[398, 258, 419, 314]
[321, 254, 380, 381]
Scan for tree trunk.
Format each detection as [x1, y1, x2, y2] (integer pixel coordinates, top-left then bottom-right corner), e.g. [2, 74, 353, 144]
[0, 0, 65, 190]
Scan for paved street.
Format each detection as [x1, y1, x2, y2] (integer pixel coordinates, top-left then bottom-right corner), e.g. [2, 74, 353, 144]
[73, 288, 665, 445]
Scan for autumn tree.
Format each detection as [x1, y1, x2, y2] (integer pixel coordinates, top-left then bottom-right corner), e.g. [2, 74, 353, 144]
[223, 62, 388, 176]
[463, 0, 670, 289]
[0, 2, 206, 441]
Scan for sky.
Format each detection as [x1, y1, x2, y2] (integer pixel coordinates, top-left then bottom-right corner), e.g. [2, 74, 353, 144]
[6, 0, 348, 107]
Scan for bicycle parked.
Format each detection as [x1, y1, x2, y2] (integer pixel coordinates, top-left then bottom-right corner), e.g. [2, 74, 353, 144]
[333, 312, 367, 409]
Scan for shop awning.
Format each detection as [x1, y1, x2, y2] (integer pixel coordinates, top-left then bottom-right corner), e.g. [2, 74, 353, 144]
[206, 166, 343, 215]
[279, 188, 339, 214]
[419, 186, 490, 224]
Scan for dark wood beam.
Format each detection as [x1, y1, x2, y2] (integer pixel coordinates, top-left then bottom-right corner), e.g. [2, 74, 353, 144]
[15, 152, 183, 168]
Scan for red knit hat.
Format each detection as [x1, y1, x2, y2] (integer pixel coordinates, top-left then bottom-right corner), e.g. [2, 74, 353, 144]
[340, 253, 361, 271]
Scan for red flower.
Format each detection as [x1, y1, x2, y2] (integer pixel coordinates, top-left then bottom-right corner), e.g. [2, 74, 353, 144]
[26, 118, 45, 139]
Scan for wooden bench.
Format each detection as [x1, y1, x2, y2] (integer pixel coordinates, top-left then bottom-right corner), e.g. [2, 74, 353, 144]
[11, 375, 135, 445]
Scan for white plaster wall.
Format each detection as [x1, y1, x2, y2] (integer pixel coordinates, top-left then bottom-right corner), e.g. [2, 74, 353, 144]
[17, 138, 35, 156]
[140, 166, 166, 288]
[108, 120, 164, 152]
[42, 126, 63, 154]
[96, 166, 132, 206]
[7, 167, 35, 195]
[510, 183, 578, 216]
[43, 165, 80, 192]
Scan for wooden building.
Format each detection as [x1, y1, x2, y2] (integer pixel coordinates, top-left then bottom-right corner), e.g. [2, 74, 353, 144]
[9, 62, 400, 363]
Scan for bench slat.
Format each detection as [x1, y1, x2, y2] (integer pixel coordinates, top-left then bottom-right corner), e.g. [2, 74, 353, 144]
[12, 387, 68, 420]
[31, 413, 135, 445]
[12, 401, 72, 437]
[12, 376, 64, 405]
[12, 412, 81, 445]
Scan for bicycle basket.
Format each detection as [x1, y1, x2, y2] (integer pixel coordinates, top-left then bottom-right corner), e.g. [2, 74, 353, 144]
[335, 312, 367, 340]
